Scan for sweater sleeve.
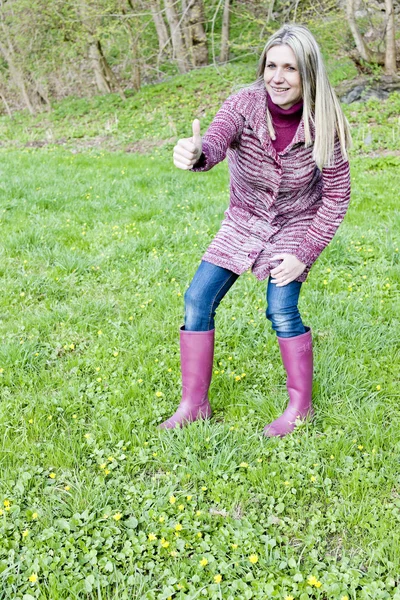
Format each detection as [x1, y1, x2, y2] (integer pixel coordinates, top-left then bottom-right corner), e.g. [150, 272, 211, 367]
[191, 93, 245, 172]
[293, 140, 351, 266]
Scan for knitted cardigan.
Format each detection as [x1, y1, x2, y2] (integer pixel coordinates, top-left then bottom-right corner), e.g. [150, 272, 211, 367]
[192, 85, 351, 282]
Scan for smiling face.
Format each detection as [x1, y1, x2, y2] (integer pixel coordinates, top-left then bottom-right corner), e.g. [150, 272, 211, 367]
[264, 44, 302, 110]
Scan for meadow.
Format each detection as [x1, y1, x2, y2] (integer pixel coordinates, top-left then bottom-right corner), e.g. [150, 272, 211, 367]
[0, 63, 399, 599]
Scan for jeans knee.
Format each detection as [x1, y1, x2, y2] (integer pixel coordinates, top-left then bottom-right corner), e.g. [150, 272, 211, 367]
[266, 308, 303, 336]
[184, 287, 210, 331]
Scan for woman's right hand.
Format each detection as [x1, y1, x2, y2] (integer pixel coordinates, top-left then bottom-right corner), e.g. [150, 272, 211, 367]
[173, 119, 202, 170]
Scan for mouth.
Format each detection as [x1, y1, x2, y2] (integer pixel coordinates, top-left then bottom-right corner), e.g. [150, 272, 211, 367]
[271, 87, 290, 93]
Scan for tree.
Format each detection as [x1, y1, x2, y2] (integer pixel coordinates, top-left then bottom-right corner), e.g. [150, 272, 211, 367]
[345, 0, 397, 75]
[164, 0, 189, 73]
[219, 0, 231, 64]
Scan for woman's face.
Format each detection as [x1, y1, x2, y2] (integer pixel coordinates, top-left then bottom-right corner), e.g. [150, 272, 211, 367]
[264, 44, 302, 110]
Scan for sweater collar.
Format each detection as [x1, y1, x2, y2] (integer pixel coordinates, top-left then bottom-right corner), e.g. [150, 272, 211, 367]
[267, 93, 304, 128]
[246, 87, 314, 162]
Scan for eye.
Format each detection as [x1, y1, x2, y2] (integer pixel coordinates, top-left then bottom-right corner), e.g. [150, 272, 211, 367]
[266, 63, 275, 69]
[286, 66, 296, 71]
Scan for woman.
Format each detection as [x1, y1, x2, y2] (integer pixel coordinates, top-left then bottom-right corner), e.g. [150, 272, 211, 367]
[159, 24, 351, 437]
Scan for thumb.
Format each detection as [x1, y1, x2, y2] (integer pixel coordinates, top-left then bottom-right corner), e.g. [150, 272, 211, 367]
[192, 118, 201, 147]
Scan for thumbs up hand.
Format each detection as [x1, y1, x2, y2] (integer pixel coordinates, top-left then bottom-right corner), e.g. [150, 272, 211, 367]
[173, 119, 203, 170]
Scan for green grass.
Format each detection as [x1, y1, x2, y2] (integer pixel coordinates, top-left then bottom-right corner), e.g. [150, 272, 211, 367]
[0, 145, 399, 598]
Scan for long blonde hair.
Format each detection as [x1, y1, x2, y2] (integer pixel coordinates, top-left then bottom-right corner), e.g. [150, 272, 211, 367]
[254, 24, 351, 168]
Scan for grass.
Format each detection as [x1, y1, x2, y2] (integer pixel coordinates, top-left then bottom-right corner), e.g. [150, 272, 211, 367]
[0, 143, 399, 598]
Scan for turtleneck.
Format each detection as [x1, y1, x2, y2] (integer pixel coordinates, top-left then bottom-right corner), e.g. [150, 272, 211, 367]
[267, 93, 303, 153]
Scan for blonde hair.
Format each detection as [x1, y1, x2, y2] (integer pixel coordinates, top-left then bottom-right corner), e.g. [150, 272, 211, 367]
[254, 24, 351, 168]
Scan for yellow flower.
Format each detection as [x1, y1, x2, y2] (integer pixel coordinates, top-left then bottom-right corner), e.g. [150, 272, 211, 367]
[22, 530, 29, 537]
[249, 554, 259, 564]
[113, 351, 119, 357]
[240, 462, 249, 468]
[201, 486, 207, 491]
[186, 495, 192, 501]
[49, 472, 56, 479]
[32, 512, 38, 520]
[178, 504, 184, 511]
[341, 596, 349, 600]
[159, 516, 165, 523]
[3, 500, 10, 508]
[0, 509, 3, 516]
[214, 574, 222, 583]
[231, 543, 238, 549]
[199, 558, 208, 567]
[285, 596, 294, 600]
[257, 458, 263, 463]
[113, 513, 122, 521]
[330, 455, 334, 460]
[310, 476, 316, 482]
[155, 391, 163, 397]
[358, 445, 364, 450]
[160, 538, 169, 548]
[376, 385, 381, 390]
[104, 469, 110, 475]
[307, 575, 321, 587]
[100, 463, 107, 469]
[148, 533, 157, 541]
[196, 510, 202, 516]
[284, 480, 290, 485]
[97, 330, 102, 335]
[28, 419, 33, 424]
[64, 485, 70, 491]
[28, 573, 38, 583]
[72, 414, 77, 419]
[175, 523, 183, 531]
[169, 495, 176, 504]
[84, 433, 91, 439]
[197, 532, 203, 538]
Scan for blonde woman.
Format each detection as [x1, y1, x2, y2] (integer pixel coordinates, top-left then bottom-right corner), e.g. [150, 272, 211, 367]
[159, 24, 351, 437]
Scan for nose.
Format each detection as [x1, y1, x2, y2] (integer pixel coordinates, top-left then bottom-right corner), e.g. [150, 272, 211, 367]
[272, 67, 285, 83]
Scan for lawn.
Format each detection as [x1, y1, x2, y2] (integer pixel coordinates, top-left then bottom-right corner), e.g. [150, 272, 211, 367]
[0, 33, 399, 594]
[0, 141, 399, 599]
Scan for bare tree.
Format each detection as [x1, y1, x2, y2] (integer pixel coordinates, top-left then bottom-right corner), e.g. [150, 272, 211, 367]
[0, 23, 35, 113]
[219, 0, 230, 63]
[149, 0, 171, 55]
[164, 0, 189, 73]
[186, 0, 208, 67]
[384, 0, 397, 75]
[345, 0, 397, 75]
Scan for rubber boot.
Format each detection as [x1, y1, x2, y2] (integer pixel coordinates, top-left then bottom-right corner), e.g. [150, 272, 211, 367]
[158, 327, 214, 429]
[263, 327, 314, 437]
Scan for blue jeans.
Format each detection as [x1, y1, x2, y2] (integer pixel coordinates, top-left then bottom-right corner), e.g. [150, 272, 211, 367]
[184, 260, 306, 338]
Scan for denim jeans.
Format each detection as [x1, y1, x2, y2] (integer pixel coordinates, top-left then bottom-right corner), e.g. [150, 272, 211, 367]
[184, 260, 306, 338]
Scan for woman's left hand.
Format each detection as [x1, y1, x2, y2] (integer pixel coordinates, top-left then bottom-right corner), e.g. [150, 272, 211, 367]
[270, 254, 307, 286]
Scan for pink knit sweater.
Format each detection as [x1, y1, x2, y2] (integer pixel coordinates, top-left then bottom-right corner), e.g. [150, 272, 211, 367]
[192, 85, 351, 282]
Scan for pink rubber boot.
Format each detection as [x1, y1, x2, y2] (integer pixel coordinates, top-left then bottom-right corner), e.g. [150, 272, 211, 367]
[264, 327, 314, 437]
[158, 327, 214, 429]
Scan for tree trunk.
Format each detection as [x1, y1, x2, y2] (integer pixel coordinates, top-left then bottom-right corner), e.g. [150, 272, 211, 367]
[181, 0, 193, 66]
[346, 0, 372, 62]
[267, 0, 275, 23]
[164, 0, 189, 73]
[0, 32, 35, 114]
[384, 0, 397, 75]
[150, 0, 170, 54]
[187, 0, 208, 67]
[88, 39, 126, 99]
[0, 86, 12, 118]
[219, 0, 230, 64]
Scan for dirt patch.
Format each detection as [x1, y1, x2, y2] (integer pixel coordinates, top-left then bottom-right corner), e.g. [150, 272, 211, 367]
[21, 135, 175, 154]
[124, 137, 176, 153]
